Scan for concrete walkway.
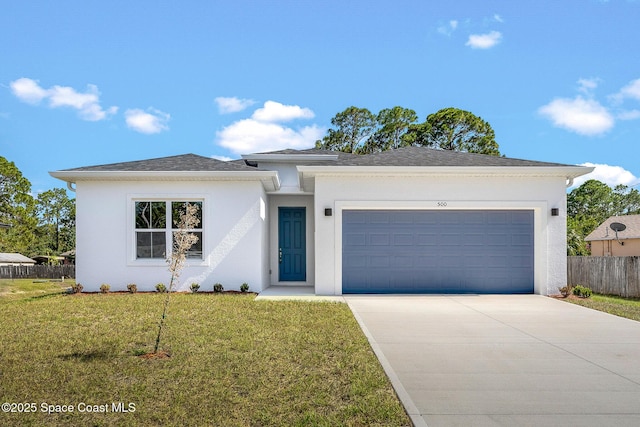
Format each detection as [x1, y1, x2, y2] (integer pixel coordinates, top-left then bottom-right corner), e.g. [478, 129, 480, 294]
[345, 295, 640, 427]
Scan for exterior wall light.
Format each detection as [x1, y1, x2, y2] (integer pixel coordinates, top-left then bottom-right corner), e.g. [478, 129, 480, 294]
[551, 208, 559, 216]
[324, 208, 332, 217]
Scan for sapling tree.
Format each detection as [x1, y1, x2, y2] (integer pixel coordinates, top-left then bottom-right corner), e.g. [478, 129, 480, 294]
[153, 202, 200, 354]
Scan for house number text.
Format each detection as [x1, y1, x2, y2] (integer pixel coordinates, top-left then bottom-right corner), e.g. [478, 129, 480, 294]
[437, 201, 448, 207]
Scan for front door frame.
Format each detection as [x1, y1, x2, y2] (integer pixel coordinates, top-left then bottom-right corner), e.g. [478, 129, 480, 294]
[278, 207, 307, 281]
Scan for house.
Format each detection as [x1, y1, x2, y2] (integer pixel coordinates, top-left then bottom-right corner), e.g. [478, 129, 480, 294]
[32, 255, 66, 265]
[0, 253, 37, 266]
[60, 250, 76, 265]
[50, 147, 592, 295]
[585, 214, 640, 256]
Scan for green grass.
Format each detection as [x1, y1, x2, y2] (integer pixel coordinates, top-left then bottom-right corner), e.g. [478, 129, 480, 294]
[0, 291, 410, 426]
[0, 278, 70, 302]
[561, 293, 640, 322]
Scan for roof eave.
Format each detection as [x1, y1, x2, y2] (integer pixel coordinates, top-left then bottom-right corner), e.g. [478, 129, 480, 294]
[49, 170, 281, 191]
[297, 165, 594, 178]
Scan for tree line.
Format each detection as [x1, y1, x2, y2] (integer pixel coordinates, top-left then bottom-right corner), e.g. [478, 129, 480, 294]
[0, 156, 75, 259]
[567, 180, 640, 255]
[315, 106, 501, 156]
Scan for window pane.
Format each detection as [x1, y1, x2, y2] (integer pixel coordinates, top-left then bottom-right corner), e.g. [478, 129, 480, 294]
[151, 202, 166, 228]
[187, 232, 202, 259]
[136, 202, 166, 229]
[172, 201, 202, 228]
[151, 232, 166, 258]
[136, 202, 151, 229]
[136, 231, 166, 259]
[136, 232, 151, 258]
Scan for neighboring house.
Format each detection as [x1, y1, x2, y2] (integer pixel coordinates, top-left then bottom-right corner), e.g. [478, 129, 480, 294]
[585, 214, 640, 256]
[60, 250, 76, 265]
[0, 253, 37, 266]
[32, 255, 66, 265]
[50, 147, 592, 295]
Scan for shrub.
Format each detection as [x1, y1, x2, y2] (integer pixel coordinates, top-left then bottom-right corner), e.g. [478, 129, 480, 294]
[190, 283, 200, 293]
[100, 283, 110, 294]
[155, 283, 167, 293]
[558, 285, 573, 298]
[127, 283, 137, 293]
[213, 283, 224, 293]
[573, 285, 592, 298]
[240, 282, 249, 293]
[71, 283, 83, 294]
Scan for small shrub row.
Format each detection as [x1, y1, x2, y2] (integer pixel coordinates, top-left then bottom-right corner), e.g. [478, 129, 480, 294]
[558, 284, 592, 298]
[69, 282, 251, 293]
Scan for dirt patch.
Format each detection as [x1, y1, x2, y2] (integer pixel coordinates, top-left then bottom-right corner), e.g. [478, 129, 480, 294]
[138, 350, 171, 360]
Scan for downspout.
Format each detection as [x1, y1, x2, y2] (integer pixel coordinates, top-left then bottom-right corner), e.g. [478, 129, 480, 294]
[67, 181, 76, 192]
[566, 177, 574, 188]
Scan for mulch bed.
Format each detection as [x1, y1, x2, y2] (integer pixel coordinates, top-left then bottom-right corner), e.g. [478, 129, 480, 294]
[549, 294, 589, 300]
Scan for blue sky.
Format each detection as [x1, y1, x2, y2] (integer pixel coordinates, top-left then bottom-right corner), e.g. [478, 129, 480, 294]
[2, 0, 639, 194]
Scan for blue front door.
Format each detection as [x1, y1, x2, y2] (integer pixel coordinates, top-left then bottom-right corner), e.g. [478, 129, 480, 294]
[279, 207, 306, 281]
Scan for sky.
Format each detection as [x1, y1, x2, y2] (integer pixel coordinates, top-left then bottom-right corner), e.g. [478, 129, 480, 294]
[1, 0, 639, 195]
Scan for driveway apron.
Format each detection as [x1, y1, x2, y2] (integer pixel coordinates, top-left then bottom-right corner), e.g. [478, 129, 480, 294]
[346, 295, 640, 427]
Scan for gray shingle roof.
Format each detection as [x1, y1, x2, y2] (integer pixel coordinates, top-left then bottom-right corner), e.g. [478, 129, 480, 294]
[57, 147, 576, 173]
[61, 154, 256, 172]
[334, 147, 571, 167]
[254, 146, 572, 167]
[0, 253, 36, 264]
[585, 214, 640, 241]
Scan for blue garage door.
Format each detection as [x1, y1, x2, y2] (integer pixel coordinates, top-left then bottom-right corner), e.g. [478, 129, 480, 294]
[342, 210, 534, 294]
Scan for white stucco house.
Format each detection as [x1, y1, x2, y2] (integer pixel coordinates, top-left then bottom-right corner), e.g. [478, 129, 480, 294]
[50, 147, 592, 295]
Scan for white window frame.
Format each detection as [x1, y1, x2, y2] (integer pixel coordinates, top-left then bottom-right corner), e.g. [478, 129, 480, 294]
[127, 194, 208, 266]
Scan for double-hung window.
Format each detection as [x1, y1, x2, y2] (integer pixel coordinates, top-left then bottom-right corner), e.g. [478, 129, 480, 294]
[135, 201, 203, 260]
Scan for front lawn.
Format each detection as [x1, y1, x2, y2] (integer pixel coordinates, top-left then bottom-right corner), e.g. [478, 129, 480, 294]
[559, 293, 640, 322]
[0, 292, 410, 426]
[0, 278, 70, 301]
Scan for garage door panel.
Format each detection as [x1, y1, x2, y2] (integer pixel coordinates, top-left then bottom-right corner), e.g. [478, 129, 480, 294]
[370, 255, 390, 267]
[344, 232, 366, 246]
[370, 233, 390, 245]
[416, 233, 437, 245]
[369, 212, 390, 223]
[342, 210, 534, 294]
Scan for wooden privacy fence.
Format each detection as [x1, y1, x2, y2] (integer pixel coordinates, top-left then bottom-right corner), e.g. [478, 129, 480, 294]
[0, 265, 75, 279]
[567, 256, 640, 298]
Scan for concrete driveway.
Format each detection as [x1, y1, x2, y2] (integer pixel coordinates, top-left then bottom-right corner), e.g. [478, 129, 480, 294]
[345, 295, 640, 427]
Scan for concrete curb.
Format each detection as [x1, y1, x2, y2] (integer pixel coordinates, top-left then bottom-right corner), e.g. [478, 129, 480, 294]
[347, 300, 428, 427]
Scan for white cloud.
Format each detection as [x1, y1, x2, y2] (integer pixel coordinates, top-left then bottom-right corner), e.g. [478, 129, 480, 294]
[437, 20, 458, 36]
[214, 96, 256, 114]
[251, 101, 315, 123]
[577, 78, 599, 95]
[125, 108, 170, 134]
[215, 100, 323, 154]
[538, 96, 614, 136]
[10, 78, 49, 104]
[494, 14, 504, 23]
[618, 109, 640, 120]
[466, 31, 502, 49]
[217, 119, 323, 154]
[211, 155, 234, 161]
[571, 163, 640, 188]
[9, 77, 117, 121]
[618, 78, 640, 101]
